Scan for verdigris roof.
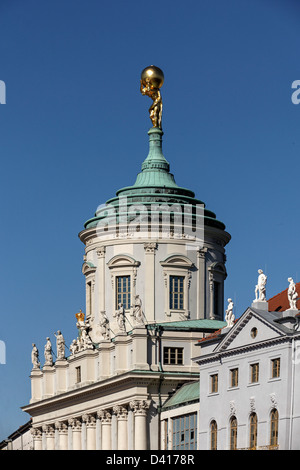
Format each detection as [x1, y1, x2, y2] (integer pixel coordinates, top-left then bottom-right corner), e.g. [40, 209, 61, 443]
[147, 319, 227, 331]
[83, 127, 227, 233]
[162, 381, 199, 410]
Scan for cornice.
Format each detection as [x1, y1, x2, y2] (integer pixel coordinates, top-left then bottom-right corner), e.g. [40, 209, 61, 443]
[22, 370, 198, 415]
[195, 334, 296, 366]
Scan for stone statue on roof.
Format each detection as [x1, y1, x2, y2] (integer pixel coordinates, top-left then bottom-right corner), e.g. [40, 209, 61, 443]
[254, 269, 267, 302]
[44, 337, 53, 366]
[54, 330, 65, 360]
[287, 277, 298, 311]
[31, 343, 40, 369]
[225, 298, 235, 328]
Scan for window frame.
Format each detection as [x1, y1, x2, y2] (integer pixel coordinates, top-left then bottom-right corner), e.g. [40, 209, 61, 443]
[160, 255, 193, 319]
[210, 420, 218, 450]
[230, 368, 239, 388]
[116, 275, 131, 310]
[107, 255, 140, 317]
[250, 363, 259, 384]
[172, 413, 198, 450]
[210, 373, 218, 394]
[163, 346, 184, 366]
[271, 358, 281, 379]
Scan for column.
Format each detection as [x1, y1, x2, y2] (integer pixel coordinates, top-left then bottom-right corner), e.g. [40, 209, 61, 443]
[209, 271, 215, 319]
[69, 417, 82, 450]
[130, 400, 150, 450]
[83, 413, 97, 450]
[55, 421, 68, 450]
[113, 405, 128, 450]
[97, 247, 106, 315]
[197, 247, 207, 319]
[31, 427, 42, 450]
[97, 409, 112, 450]
[43, 424, 55, 450]
[144, 243, 157, 322]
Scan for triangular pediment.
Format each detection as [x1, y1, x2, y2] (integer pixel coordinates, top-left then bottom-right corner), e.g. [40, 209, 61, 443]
[214, 308, 286, 353]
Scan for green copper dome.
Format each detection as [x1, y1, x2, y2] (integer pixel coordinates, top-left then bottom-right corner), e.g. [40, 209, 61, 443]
[84, 127, 226, 232]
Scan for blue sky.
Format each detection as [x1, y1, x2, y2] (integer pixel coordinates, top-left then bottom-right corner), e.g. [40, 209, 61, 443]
[0, 0, 300, 440]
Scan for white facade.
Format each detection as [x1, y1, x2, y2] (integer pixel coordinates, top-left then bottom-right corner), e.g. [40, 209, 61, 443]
[193, 306, 300, 450]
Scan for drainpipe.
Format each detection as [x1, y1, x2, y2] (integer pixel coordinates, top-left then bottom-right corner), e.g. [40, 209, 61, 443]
[289, 338, 295, 449]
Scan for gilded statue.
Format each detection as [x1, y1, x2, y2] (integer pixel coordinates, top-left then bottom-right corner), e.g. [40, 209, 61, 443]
[140, 65, 164, 129]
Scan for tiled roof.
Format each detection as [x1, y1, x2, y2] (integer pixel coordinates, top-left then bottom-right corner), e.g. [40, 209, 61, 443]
[268, 282, 300, 312]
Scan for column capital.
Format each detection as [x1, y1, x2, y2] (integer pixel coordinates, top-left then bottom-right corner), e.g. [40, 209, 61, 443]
[82, 413, 97, 427]
[42, 423, 55, 437]
[55, 420, 68, 433]
[129, 399, 151, 416]
[31, 426, 42, 439]
[144, 242, 157, 253]
[97, 409, 112, 423]
[68, 417, 82, 430]
[113, 404, 128, 419]
[96, 246, 106, 258]
[197, 247, 207, 259]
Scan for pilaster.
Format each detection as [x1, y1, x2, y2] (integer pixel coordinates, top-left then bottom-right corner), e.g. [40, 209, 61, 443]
[113, 405, 128, 450]
[144, 242, 157, 321]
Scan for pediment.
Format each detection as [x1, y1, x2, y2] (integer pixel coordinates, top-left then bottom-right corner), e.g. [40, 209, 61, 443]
[214, 308, 285, 353]
[160, 254, 194, 268]
[107, 254, 140, 269]
[82, 261, 96, 275]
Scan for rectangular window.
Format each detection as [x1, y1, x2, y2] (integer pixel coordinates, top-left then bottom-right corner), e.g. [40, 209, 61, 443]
[210, 374, 218, 393]
[271, 358, 280, 378]
[169, 276, 184, 310]
[75, 366, 81, 383]
[163, 347, 184, 365]
[172, 413, 197, 450]
[230, 368, 239, 387]
[116, 275, 131, 310]
[250, 363, 259, 383]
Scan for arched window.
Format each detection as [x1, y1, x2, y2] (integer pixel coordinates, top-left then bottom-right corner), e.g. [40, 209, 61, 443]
[210, 420, 217, 450]
[230, 416, 237, 450]
[270, 409, 279, 447]
[249, 413, 257, 449]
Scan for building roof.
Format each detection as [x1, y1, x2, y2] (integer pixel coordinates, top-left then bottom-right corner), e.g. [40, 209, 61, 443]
[83, 127, 228, 233]
[147, 319, 227, 331]
[162, 381, 199, 411]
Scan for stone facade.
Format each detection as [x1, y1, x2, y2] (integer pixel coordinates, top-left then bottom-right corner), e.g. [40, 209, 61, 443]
[193, 306, 300, 450]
